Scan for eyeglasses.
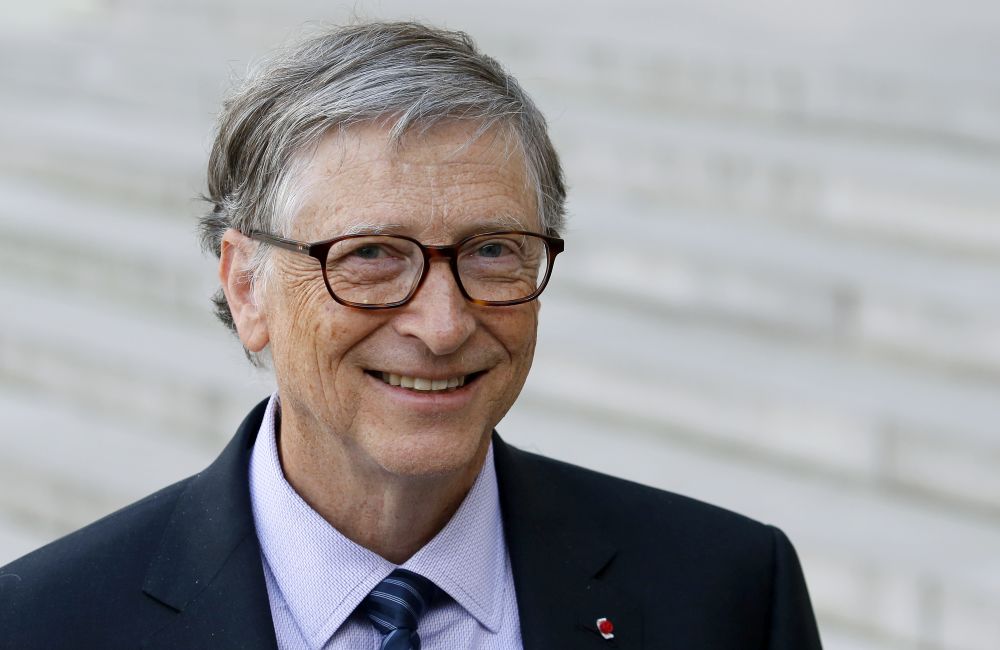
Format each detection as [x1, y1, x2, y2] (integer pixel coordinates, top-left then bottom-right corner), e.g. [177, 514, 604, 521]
[249, 230, 564, 309]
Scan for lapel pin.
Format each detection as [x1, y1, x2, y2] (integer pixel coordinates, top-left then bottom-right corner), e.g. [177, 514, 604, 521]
[596, 617, 615, 640]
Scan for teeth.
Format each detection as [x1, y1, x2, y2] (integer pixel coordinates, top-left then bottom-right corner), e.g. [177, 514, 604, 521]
[376, 372, 469, 391]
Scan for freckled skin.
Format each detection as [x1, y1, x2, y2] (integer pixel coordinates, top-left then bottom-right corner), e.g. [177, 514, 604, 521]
[221, 122, 541, 561]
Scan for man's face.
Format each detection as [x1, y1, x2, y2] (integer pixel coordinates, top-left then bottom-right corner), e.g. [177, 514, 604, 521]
[256, 121, 540, 480]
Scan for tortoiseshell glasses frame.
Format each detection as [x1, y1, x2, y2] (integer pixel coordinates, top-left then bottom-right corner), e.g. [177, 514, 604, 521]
[249, 230, 564, 309]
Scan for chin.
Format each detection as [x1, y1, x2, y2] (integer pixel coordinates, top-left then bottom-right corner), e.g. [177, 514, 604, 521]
[366, 426, 491, 479]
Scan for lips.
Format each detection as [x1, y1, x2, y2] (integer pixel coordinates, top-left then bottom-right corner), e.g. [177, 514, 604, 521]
[366, 370, 484, 392]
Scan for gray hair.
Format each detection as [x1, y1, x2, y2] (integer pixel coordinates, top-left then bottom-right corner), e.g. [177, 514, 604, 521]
[198, 21, 566, 347]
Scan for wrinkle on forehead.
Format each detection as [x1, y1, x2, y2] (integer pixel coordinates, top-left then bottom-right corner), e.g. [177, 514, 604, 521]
[299, 120, 526, 190]
[287, 120, 538, 239]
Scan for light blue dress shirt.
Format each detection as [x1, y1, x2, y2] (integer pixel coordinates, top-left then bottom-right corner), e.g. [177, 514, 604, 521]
[248, 394, 524, 649]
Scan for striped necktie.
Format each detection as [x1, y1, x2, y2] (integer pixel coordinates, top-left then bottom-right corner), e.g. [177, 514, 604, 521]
[362, 568, 441, 650]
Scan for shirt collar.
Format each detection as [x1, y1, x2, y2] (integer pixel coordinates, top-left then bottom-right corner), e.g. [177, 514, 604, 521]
[249, 394, 507, 647]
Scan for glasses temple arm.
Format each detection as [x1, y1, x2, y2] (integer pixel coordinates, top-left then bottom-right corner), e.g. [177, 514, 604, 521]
[249, 231, 311, 254]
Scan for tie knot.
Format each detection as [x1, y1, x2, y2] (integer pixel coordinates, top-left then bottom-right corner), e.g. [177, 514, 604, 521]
[363, 569, 440, 650]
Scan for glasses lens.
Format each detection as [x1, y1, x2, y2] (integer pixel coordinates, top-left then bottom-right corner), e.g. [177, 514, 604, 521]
[325, 236, 423, 306]
[457, 233, 550, 303]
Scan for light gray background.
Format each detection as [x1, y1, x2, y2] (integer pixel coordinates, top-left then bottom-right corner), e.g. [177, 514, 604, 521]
[2, 2, 999, 649]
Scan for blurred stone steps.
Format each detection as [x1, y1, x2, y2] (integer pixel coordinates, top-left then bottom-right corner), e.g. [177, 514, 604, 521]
[0, 32, 224, 116]
[551, 106, 1000, 257]
[534, 52, 1000, 150]
[538, 291, 1000, 447]
[0, 92, 205, 210]
[0, 181, 212, 335]
[564, 197, 1000, 378]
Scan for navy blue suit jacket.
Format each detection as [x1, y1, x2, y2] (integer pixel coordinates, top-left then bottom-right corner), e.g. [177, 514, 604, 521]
[1, 399, 822, 648]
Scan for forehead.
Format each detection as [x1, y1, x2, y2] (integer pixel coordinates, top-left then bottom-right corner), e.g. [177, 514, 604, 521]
[290, 121, 539, 240]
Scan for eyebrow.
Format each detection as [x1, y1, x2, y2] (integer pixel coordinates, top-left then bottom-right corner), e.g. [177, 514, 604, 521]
[486, 213, 530, 231]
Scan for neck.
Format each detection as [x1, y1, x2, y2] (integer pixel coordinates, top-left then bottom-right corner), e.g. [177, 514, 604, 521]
[276, 409, 488, 564]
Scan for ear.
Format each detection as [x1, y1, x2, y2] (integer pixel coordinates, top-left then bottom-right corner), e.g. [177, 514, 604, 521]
[219, 229, 270, 352]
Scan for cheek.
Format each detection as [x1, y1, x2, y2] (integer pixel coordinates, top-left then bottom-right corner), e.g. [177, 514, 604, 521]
[490, 305, 539, 364]
[265, 290, 343, 388]
[270, 293, 323, 354]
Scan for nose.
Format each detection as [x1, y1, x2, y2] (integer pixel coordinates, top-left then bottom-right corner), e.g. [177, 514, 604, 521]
[392, 260, 476, 356]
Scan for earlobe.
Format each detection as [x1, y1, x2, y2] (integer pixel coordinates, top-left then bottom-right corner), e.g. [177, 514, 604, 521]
[219, 229, 270, 352]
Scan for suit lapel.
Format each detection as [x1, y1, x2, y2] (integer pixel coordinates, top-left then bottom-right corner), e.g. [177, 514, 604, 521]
[141, 399, 278, 649]
[494, 436, 643, 650]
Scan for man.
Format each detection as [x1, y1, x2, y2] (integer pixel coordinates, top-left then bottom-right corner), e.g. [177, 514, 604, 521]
[0, 22, 822, 649]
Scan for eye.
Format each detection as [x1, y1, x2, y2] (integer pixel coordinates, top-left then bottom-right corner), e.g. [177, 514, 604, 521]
[353, 244, 386, 260]
[477, 242, 507, 258]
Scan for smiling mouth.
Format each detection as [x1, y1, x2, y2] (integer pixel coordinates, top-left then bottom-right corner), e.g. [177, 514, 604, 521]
[366, 370, 484, 392]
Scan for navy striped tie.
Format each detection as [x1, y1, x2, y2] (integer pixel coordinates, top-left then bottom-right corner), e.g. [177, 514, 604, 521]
[362, 568, 440, 650]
